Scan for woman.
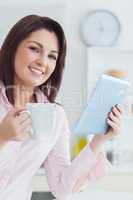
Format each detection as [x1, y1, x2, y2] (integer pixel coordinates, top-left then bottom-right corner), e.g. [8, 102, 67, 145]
[0, 15, 123, 200]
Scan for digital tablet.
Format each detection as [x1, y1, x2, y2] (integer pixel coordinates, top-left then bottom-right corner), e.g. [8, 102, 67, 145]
[74, 74, 130, 135]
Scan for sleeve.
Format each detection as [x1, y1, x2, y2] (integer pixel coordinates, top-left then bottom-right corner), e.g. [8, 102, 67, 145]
[0, 90, 20, 191]
[43, 107, 111, 200]
[0, 142, 21, 191]
[88, 151, 112, 181]
[0, 146, 11, 191]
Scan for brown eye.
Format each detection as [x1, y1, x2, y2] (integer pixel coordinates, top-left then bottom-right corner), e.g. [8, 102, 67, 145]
[29, 46, 40, 53]
[48, 54, 57, 61]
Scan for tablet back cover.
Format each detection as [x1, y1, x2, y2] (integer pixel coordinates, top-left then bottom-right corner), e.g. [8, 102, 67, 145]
[74, 74, 130, 135]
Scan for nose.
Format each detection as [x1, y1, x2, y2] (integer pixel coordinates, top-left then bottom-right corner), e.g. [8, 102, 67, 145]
[36, 55, 50, 74]
[36, 54, 48, 67]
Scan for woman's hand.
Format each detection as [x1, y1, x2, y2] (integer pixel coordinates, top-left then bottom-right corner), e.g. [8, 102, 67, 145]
[90, 105, 124, 156]
[106, 104, 124, 139]
[0, 107, 32, 145]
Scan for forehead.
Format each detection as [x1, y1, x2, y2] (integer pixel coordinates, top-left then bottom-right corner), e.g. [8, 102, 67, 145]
[23, 29, 59, 51]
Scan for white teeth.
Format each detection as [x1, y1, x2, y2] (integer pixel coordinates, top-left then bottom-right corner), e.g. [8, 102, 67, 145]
[29, 67, 43, 75]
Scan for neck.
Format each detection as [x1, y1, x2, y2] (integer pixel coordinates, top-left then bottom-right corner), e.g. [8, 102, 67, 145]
[14, 85, 36, 107]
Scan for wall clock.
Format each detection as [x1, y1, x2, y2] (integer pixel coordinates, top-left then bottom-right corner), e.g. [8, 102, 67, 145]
[80, 9, 121, 46]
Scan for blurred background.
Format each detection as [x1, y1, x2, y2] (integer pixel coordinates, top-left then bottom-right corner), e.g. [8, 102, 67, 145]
[0, 0, 133, 199]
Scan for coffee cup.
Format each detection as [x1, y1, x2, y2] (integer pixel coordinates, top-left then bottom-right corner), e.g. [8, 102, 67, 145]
[26, 103, 56, 140]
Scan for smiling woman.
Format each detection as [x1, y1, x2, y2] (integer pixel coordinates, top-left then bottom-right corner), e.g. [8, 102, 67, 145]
[14, 29, 59, 98]
[0, 14, 124, 200]
[0, 15, 66, 105]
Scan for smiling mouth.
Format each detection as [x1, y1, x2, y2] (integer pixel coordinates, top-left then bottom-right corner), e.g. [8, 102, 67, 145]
[28, 66, 44, 75]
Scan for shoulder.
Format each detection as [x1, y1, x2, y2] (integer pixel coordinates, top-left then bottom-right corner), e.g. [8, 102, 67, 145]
[0, 81, 11, 108]
[0, 82, 10, 120]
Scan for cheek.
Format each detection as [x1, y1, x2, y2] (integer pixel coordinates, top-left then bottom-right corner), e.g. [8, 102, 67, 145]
[15, 48, 35, 67]
[49, 64, 56, 76]
[15, 52, 34, 74]
[44, 64, 56, 81]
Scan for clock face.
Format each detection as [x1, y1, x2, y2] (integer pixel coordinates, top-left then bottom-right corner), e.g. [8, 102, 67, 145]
[80, 9, 121, 46]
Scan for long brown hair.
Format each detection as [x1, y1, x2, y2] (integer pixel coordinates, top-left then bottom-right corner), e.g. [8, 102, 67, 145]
[0, 15, 67, 104]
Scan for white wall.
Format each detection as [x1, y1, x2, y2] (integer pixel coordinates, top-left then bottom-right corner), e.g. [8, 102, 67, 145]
[0, 0, 133, 128]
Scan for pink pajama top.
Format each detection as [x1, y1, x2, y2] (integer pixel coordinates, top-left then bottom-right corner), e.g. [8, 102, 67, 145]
[0, 82, 110, 200]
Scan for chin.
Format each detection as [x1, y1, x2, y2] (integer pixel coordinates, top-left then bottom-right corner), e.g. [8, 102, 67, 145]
[24, 80, 44, 88]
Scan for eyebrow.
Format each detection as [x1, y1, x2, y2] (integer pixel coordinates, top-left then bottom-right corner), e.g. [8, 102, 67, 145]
[27, 41, 59, 54]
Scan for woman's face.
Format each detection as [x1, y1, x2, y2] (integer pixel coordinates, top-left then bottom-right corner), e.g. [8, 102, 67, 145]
[14, 29, 59, 88]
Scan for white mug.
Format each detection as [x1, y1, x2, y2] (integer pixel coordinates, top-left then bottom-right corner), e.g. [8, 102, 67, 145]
[26, 103, 56, 140]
